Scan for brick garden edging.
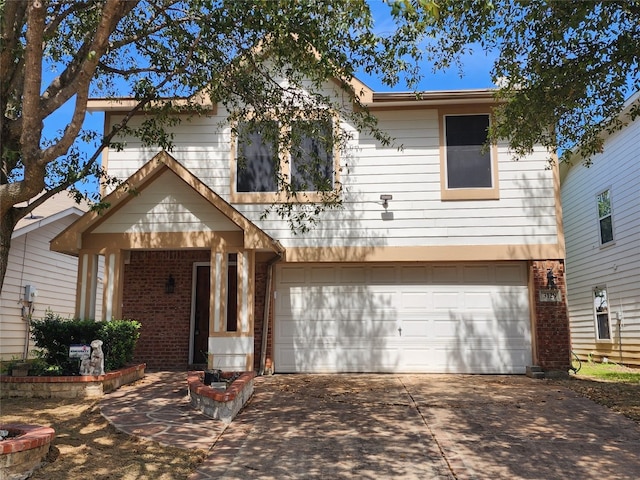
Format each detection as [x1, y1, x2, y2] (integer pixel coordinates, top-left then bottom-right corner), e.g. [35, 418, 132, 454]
[0, 424, 55, 480]
[187, 371, 255, 424]
[0, 364, 146, 399]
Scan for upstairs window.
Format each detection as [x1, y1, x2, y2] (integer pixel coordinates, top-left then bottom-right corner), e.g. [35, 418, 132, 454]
[593, 286, 611, 341]
[440, 111, 499, 200]
[290, 120, 334, 192]
[446, 114, 491, 188]
[232, 116, 338, 203]
[596, 189, 614, 245]
[236, 120, 278, 193]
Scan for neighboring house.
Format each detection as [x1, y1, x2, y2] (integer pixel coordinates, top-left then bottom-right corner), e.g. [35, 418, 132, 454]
[1, 192, 103, 361]
[560, 91, 640, 368]
[52, 79, 570, 375]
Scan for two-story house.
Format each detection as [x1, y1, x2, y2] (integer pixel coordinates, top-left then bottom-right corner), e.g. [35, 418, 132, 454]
[560, 91, 640, 368]
[52, 78, 570, 375]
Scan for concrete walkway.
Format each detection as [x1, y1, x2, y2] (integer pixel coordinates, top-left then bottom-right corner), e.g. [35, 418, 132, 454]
[100, 372, 640, 479]
[100, 371, 226, 451]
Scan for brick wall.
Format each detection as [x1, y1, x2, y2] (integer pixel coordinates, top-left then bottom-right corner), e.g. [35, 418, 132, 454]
[122, 250, 209, 370]
[532, 260, 571, 372]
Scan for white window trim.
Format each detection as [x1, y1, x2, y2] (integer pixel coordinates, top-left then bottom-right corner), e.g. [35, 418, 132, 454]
[593, 285, 613, 342]
[596, 187, 615, 247]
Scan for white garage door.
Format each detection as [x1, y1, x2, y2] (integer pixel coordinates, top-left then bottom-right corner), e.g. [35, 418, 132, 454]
[274, 263, 532, 374]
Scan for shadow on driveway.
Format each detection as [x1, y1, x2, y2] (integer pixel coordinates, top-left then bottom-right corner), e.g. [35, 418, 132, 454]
[192, 374, 640, 479]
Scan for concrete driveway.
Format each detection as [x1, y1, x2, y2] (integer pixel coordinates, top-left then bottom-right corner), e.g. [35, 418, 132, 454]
[193, 374, 640, 480]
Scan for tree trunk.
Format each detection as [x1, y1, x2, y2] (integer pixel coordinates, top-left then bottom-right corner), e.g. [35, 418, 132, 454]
[0, 207, 19, 293]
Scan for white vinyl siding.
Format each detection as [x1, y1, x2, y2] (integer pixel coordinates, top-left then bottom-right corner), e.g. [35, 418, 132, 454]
[94, 170, 240, 234]
[1, 217, 104, 360]
[106, 107, 558, 250]
[562, 114, 640, 366]
[273, 263, 531, 373]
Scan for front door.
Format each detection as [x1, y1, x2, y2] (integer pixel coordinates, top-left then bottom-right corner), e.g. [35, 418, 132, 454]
[193, 265, 210, 364]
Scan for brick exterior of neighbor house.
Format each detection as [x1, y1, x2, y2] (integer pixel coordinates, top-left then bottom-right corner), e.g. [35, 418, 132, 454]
[531, 260, 571, 373]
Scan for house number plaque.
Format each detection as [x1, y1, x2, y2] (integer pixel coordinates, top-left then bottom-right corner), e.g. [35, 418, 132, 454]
[539, 289, 562, 303]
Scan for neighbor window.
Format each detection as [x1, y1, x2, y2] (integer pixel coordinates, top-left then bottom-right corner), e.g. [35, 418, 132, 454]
[593, 286, 611, 340]
[596, 189, 614, 245]
[440, 111, 499, 200]
[232, 116, 338, 202]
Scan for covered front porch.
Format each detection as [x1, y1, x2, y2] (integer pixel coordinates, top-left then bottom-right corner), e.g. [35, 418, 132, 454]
[51, 152, 283, 371]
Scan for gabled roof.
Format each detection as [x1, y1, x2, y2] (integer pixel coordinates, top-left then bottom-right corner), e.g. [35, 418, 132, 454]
[13, 192, 88, 239]
[50, 151, 284, 255]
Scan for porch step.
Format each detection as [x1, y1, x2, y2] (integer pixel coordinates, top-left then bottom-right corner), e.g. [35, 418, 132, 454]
[525, 365, 545, 379]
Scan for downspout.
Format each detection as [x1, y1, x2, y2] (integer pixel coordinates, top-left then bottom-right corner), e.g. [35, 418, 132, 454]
[259, 251, 283, 375]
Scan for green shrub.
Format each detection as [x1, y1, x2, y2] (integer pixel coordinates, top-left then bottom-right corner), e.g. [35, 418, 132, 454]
[100, 319, 141, 371]
[30, 312, 141, 374]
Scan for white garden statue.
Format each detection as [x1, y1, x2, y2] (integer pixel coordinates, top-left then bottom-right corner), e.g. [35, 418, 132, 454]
[88, 339, 105, 375]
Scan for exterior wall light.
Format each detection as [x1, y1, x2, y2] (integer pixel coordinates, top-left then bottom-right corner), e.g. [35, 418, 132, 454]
[380, 194, 393, 209]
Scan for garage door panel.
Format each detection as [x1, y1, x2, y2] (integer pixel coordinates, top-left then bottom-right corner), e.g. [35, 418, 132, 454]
[281, 293, 397, 314]
[279, 266, 306, 284]
[432, 265, 459, 282]
[400, 266, 429, 283]
[433, 292, 460, 309]
[462, 265, 492, 283]
[274, 263, 532, 373]
[370, 266, 397, 283]
[278, 316, 399, 340]
[276, 345, 402, 373]
[495, 264, 528, 284]
[400, 291, 430, 309]
[464, 292, 494, 309]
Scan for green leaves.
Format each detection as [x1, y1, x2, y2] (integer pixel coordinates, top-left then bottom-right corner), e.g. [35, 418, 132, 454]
[2, 0, 442, 241]
[417, 0, 639, 163]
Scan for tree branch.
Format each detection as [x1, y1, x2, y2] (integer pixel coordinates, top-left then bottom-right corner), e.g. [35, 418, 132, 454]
[97, 62, 168, 76]
[42, 0, 96, 39]
[0, 0, 27, 96]
[20, 0, 46, 169]
[40, 0, 139, 165]
[38, 0, 140, 121]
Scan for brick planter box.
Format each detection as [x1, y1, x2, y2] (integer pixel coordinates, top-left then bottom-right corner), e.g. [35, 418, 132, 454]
[0, 364, 146, 399]
[187, 371, 255, 424]
[0, 424, 55, 480]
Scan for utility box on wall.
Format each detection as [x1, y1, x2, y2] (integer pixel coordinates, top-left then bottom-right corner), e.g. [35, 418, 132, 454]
[23, 285, 37, 303]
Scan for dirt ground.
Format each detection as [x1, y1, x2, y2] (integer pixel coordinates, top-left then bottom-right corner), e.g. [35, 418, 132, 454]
[1, 375, 639, 480]
[0, 397, 205, 480]
[553, 375, 640, 423]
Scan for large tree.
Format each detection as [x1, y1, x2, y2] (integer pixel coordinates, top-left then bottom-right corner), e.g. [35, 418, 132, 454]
[0, 0, 433, 292]
[3, 1, 639, 294]
[402, 0, 640, 161]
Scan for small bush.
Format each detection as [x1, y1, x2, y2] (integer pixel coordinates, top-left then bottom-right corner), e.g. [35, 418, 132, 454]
[100, 319, 141, 371]
[30, 312, 141, 374]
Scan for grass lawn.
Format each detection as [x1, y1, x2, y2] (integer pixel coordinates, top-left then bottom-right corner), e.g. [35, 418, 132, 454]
[575, 359, 640, 383]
